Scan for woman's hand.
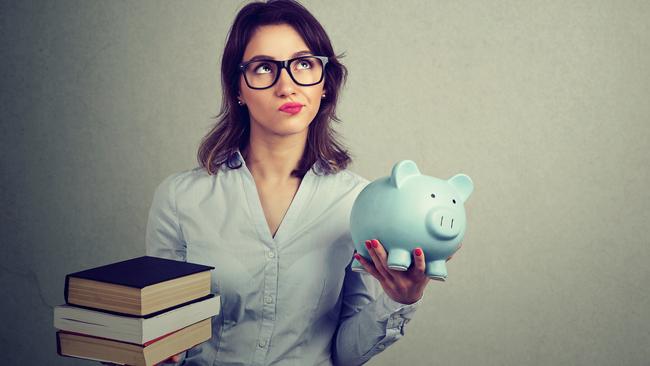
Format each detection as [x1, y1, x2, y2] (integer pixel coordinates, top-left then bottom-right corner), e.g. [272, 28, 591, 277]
[100, 352, 182, 366]
[354, 239, 461, 305]
[155, 353, 183, 365]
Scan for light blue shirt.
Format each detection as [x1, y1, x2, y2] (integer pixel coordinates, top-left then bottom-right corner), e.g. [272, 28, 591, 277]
[145, 151, 422, 366]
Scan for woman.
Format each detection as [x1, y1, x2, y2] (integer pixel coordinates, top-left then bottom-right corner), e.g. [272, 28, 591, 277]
[142, 1, 455, 365]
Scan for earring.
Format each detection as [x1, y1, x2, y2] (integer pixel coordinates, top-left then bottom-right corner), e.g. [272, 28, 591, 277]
[321, 93, 326, 99]
[237, 99, 244, 106]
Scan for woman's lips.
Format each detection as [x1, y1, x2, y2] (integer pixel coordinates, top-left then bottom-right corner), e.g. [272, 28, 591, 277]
[279, 102, 303, 115]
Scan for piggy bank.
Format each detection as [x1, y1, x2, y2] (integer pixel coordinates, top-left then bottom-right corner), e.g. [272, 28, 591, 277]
[350, 160, 474, 281]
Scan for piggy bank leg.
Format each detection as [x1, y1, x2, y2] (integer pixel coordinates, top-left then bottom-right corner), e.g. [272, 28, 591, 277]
[426, 260, 448, 281]
[387, 248, 412, 271]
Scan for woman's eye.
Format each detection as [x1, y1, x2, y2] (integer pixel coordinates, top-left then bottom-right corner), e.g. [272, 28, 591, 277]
[296, 59, 312, 69]
[254, 64, 272, 74]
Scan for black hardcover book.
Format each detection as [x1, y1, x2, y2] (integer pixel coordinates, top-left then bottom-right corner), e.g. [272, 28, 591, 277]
[64, 256, 215, 303]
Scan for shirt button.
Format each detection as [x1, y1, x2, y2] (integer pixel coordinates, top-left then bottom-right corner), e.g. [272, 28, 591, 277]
[264, 296, 273, 304]
[267, 251, 275, 259]
[378, 344, 385, 350]
[258, 340, 267, 348]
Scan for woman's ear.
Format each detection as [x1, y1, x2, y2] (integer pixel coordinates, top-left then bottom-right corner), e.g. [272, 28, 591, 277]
[236, 94, 245, 106]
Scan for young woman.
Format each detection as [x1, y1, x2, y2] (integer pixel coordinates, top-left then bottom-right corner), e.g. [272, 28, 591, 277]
[142, 1, 456, 365]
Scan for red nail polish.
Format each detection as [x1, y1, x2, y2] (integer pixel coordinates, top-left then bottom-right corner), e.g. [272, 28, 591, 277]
[415, 248, 423, 256]
[371, 240, 378, 248]
[365, 241, 371, 249]
[354, 253, 361, 260]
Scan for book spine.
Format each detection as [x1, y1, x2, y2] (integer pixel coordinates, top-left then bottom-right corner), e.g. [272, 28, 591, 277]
[64, 275, 71, 304]
[56, 331, 62, 356]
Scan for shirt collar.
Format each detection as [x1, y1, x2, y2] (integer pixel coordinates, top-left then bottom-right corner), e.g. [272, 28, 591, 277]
[222, 149, 325, 176]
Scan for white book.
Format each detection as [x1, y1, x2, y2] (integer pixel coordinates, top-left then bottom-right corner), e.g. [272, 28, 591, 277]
[54, 294, 220, 345]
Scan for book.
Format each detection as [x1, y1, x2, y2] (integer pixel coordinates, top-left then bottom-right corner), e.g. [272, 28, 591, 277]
[57, 318, 211, 366]
[64, 256, 214, 316]
[54, 293, 220, 344]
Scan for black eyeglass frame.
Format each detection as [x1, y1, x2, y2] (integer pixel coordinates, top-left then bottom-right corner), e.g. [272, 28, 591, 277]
[238, 55, 329, 90]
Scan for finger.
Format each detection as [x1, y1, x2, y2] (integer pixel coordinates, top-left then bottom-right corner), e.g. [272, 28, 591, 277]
[367, 239, 394, 281]
[155, 353, 182, 366]
[363, 240, 389, 281]
[409, 247, 427, 278]
[354, 251, 382, 279]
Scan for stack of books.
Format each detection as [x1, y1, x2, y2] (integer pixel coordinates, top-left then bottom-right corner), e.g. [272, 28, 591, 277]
[54, 256, 219, 366]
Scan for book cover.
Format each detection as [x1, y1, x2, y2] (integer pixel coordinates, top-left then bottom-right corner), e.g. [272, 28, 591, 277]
[64, 256, 214, 303]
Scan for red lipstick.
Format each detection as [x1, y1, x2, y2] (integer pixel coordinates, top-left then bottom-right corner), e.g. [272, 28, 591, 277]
[278, 102, 303, 115]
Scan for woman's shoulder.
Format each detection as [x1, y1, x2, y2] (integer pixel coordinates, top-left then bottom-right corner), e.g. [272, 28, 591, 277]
[335, 168, 370, 186]
[316, 167, 370, 195]
[154, 166, 214, 197]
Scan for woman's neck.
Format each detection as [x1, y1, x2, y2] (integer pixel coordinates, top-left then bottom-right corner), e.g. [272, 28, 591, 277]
[243, 129, 308, 183]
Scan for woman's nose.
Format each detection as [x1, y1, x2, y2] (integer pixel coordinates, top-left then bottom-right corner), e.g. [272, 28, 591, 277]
[275, 68, 296, 96]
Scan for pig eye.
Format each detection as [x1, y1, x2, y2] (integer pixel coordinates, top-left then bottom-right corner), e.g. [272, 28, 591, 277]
[453, 199, 457, 204]
[430, 194, 436, 198]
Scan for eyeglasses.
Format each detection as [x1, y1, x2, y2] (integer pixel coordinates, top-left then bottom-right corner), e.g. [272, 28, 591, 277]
[239, 55, 329, 90]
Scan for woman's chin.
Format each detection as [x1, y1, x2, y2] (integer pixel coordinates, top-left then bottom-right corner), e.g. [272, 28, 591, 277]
[267, 119, 311, 136]
[272, 127, 309, 137]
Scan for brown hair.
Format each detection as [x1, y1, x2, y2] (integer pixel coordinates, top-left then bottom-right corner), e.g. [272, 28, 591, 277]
[197, 0, 350, 177]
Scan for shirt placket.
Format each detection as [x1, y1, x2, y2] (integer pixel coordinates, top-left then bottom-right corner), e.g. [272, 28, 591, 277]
[237, 155, 279, 365]
[252, 246, 279, 365]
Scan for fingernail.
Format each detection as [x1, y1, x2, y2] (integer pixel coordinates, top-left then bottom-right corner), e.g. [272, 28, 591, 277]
[365, 240, 372, 249]
[354, 253, 361, 260]
[415, 248, 423, 256]
[371, 239, 378, 248]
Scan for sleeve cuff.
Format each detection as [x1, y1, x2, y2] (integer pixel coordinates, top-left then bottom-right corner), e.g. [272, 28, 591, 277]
[377, 291, 424, 314]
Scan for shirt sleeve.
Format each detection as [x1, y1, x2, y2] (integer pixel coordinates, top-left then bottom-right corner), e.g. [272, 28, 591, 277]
[331, 261, 423, 366]
[145, 173, 187, 261]
[144, 173, 189, 365]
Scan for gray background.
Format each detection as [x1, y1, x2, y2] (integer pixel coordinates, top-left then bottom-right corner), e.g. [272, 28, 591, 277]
[2, 0, 649, 365]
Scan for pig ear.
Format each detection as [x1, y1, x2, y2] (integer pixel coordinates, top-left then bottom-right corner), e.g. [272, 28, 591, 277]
[448, 174, 474, 202]
[390, 160, 421, 188]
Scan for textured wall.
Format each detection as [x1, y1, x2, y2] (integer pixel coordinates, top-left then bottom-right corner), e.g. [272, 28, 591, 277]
[1, 0, 649, 365]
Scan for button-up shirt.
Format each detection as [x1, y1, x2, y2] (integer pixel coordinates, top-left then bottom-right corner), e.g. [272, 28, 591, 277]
[145, 151, 422, 366]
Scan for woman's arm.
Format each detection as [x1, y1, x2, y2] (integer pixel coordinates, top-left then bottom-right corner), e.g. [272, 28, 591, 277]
[330, 260, 423, 366]
[332, 238, 460, 365]
[143, 173, 190, 365]
[145, 173, 187, 261]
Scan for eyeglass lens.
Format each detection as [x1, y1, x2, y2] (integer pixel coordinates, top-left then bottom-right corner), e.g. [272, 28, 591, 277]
[244, 57, 324, 88]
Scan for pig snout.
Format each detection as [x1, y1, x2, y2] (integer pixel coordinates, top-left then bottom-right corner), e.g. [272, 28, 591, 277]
[427, 209, 461, 239]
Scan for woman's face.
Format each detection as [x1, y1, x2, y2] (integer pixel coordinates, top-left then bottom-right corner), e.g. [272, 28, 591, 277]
[238, 24, 325, 139]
